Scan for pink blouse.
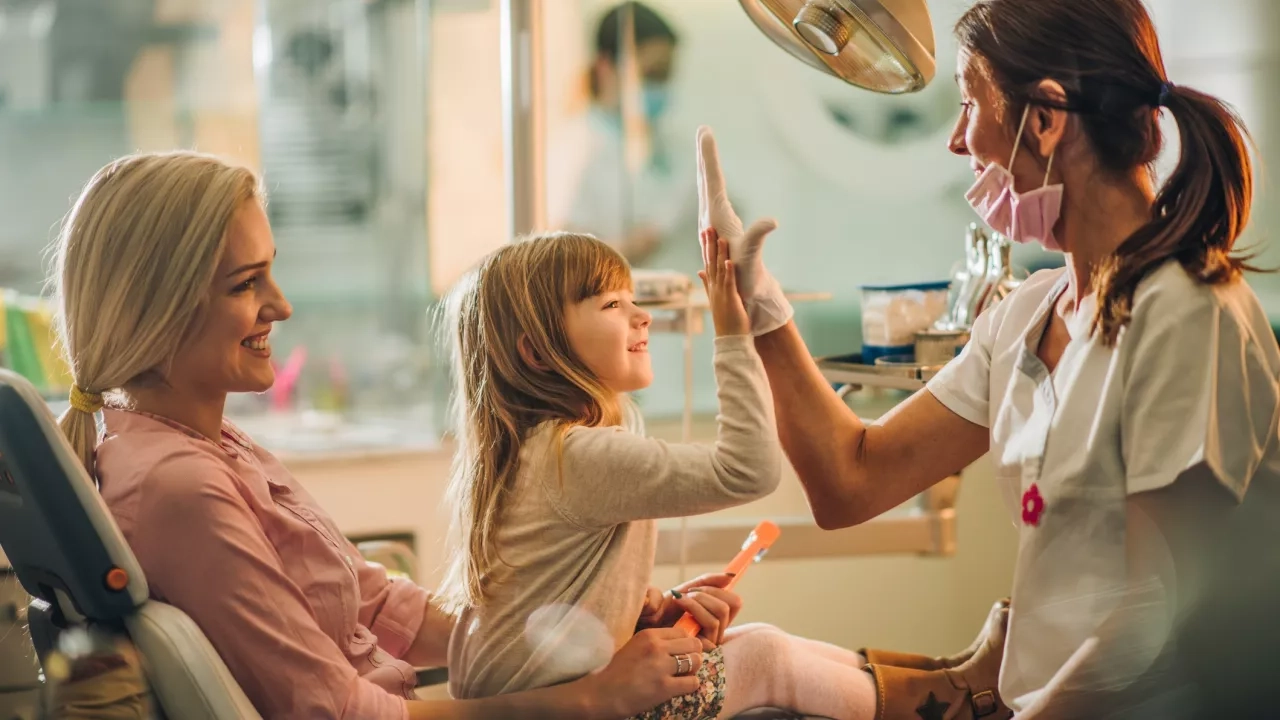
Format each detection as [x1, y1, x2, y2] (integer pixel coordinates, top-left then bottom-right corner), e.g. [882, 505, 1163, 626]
[97, 409, 428, 719]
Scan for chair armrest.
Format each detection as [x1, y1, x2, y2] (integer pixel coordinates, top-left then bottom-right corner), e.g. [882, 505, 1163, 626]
[355, 540, 418, 582]
[415, 666, 449, 687]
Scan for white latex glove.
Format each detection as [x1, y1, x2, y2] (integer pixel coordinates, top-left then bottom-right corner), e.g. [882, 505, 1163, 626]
[696, 125, 794, 336]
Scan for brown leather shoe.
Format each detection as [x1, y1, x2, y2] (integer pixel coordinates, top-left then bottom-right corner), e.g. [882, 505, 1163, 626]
[861, 598, 1010, 672]
[862, 599, 1013, 720]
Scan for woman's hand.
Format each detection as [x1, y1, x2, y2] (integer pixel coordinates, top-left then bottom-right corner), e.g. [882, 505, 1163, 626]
[696, 125, 792, 336]
[699, 228, 751, 337]
[408, 628, 705, 720]
[585, 628, 705, 718]
[635, 572, 744, 649]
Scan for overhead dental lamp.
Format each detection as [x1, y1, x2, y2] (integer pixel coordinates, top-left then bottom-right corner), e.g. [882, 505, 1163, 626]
[739, 0, 936, 93]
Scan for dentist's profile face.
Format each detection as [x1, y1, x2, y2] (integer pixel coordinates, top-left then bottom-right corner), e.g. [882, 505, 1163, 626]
[948, 51, 1015, 181]
[167, 201, 293, 397]
[949, 50, 1063, 197]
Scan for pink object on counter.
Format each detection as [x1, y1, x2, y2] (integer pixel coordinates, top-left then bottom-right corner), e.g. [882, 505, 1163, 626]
[271, 345, 308, 412]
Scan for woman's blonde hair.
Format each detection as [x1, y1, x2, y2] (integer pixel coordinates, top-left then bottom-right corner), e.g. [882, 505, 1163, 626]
[437, 232, 633, 614]
[50, 151, 262, 475]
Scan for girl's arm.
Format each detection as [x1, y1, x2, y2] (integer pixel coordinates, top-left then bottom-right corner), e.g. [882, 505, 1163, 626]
[542, 231, 781, 530]
[545, 334, 781, 529]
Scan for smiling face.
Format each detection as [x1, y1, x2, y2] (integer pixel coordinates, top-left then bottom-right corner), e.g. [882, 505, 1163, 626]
[948, 49, 1075, 198]
[165, 200, 292, 398]
[949, 50, 1022, 181]
[563, 287, 653, 394]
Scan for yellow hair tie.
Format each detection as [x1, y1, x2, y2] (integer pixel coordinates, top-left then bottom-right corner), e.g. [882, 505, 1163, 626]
[69, 385, 104, 414]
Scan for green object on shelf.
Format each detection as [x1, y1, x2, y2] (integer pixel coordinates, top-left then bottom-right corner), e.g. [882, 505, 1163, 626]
[0, 290, 71, 395]
[3, 290, 47, 392]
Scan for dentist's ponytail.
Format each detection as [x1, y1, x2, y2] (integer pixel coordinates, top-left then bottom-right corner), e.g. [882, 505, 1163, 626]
[1092, 84, 1257, 344]
[958, 0, 1261, 346]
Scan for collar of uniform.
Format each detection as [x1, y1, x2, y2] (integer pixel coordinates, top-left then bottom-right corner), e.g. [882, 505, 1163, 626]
[1015, 270, 1071, 382]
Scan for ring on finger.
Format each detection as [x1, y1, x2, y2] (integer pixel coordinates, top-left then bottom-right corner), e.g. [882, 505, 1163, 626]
[674, 653, 694, 676]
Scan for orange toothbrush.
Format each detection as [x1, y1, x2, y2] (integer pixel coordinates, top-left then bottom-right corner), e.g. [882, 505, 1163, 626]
[674, 520, 781, 637]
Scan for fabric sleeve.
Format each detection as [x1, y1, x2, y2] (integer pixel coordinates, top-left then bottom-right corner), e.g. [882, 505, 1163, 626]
[1121, 294, 1279, 500]
[352, 547, 431, 661]
[926, 298, 1001, 428]
[132, 452, 409, 720]
[543, 334, 782, 529]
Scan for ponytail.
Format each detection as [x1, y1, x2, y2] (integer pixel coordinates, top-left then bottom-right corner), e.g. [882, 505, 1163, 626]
[51, 152, 260, 477]
[1092, 84, 1259, 345]
[59, 403, 100, 478]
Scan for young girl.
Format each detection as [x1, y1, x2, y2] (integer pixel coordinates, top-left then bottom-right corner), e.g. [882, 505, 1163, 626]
[439, 230, 877, 719]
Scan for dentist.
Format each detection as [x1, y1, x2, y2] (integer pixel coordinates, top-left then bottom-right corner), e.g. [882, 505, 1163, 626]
[697, 0, 1280, 718]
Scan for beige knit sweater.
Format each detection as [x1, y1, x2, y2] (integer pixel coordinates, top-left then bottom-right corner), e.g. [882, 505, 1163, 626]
[447, 334, 782, 698]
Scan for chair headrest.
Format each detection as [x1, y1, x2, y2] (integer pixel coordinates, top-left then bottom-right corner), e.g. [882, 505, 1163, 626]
[0, 369, 147, 620]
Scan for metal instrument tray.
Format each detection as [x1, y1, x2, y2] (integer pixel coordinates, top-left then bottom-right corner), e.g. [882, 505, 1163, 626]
[815, 353, 942, 392]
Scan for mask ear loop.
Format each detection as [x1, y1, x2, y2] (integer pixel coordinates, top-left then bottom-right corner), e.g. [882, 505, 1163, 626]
[1009, 104, 1057, 189]
[1008, 104, 1031, 168]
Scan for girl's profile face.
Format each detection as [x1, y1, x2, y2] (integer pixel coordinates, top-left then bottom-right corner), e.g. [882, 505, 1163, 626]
[563, 288, 653, 394]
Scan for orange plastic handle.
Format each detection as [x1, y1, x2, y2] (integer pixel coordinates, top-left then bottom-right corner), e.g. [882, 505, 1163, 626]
[673, 520, 781, 637]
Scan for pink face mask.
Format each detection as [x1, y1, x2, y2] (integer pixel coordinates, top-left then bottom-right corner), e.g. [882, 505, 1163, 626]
[964, 105, 1063, 251]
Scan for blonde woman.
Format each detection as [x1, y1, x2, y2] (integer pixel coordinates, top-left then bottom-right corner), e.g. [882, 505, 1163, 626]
[440, 231, 879, 719]
[51, 151, 706, 720]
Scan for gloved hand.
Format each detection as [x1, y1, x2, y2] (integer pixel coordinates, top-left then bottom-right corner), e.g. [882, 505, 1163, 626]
[696, 125, 794, 336]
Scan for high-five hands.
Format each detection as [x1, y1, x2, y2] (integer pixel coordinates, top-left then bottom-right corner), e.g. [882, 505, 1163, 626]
[696, 125, 794, 336]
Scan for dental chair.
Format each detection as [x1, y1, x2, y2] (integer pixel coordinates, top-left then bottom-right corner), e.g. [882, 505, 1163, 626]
[0, 368, 260, 719]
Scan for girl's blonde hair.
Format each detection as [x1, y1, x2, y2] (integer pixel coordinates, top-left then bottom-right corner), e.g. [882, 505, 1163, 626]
[437, 232, 633, 614]
[50, 151, 262, 475]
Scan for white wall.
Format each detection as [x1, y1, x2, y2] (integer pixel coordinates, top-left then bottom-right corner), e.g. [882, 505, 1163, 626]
[426, 4, 509, 297]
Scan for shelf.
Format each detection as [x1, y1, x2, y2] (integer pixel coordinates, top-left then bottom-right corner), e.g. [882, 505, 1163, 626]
[654, 510, 957, 564]
[816, 353, 942, 392]
[637, 289, 833, 311]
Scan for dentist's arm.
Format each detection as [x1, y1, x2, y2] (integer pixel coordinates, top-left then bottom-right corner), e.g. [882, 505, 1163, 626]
[754, 322, 987, 528]
[695, 125, 987, 529]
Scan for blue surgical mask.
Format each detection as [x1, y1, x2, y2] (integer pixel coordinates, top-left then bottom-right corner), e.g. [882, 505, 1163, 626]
[642, 83, 670, 121]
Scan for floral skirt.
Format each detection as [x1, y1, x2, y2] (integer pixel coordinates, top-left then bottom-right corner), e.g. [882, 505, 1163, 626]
[627, 645, 727, 720]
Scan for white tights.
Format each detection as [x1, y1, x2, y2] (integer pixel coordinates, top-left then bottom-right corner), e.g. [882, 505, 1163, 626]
[716, 623, 877, 720]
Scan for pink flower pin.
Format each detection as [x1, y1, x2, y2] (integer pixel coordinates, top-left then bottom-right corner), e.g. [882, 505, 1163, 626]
[1022, 484, 1045, 527]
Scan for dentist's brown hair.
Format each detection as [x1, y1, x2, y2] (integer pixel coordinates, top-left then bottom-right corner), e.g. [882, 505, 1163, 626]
[957, 0, 1258, 345]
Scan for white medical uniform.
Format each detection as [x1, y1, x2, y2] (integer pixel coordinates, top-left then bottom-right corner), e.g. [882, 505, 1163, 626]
[546, 109, 696, 254]
[927, 261, 1280, 716]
